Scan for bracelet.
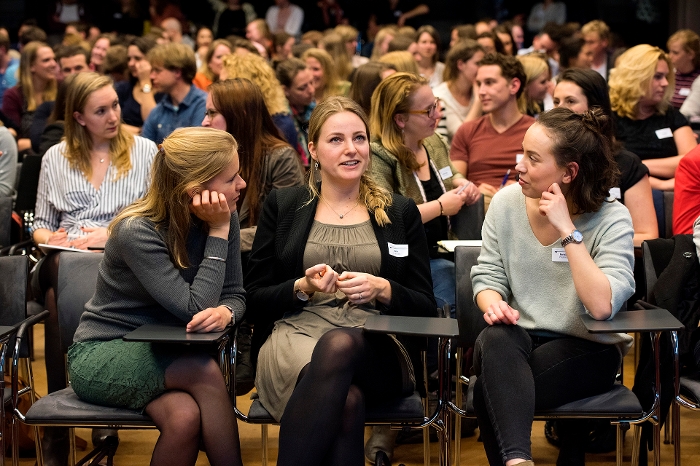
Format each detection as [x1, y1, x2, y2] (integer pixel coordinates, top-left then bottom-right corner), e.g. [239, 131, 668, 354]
[205, 256, 226, 262]
[436, 199, 444, 216]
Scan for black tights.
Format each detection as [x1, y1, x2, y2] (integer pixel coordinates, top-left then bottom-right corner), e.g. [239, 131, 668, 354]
[277, 328, 408, 466]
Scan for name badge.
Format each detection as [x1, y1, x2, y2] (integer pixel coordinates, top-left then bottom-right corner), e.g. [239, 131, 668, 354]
[655, 127, 673, 139]
[609, 187, 621, 199]
[388, 242, 408, 257]
[516, 153, 524, 163]
[552, 248, 568, 262]
[439, 166, 453, 180]
[680, 87, 691, 96]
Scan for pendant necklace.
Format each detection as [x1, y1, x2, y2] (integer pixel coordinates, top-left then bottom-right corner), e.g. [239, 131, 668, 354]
[320, 196, 360, 219]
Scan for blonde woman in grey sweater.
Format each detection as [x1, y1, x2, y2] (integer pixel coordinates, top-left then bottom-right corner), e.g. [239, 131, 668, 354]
[470, 107, 635, 466]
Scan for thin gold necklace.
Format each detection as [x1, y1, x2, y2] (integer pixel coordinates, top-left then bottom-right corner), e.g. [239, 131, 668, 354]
[320, 196, 360, 219]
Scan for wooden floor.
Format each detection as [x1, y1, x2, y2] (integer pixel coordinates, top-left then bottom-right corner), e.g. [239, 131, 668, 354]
[13, 324, 700, 466]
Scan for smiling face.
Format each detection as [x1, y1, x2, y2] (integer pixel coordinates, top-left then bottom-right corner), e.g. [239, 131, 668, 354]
[284, 68, 315, 109]
[91, 38, 110, 66]
[32, 46, 57, 81]
[305, 56, 324, 91]
[204, 152, 247, 211]
[73, 85, 121, 145]
[196, 28, 213, 48]
[396, 84, 441, 141]
[553, 80, 589, 114]
[476, 64, 518, 113]
[209, 44, 232, 77]
[516, 123, 569, 198]
[309, 111, 369, 188]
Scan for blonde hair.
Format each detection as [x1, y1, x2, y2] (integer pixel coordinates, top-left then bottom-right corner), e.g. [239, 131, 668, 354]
[581, 20, 610, 42]
[609, 44, 674, 119]
[307, 96, 392, 226]
[319, 32, 353, 80]
[64, 73, 134, 180]
[221, 53, 289, 115]
[369, 72, 428, 172]
[19, 41, 57, 112]
[378, 51, 419, 75]
[517, 54, 549, 114]
[302, 47, 345, 102]
[198, 38, 232, 82]
[668, 29, 700, 68]
[147, 42, 197, 83]
[111, 127, 238, 268]
[370, 26, 398, 61]
[334, 25, 359, 44]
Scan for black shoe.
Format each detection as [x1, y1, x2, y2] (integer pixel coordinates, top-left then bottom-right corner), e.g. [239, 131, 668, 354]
[376, 451, 392, 466]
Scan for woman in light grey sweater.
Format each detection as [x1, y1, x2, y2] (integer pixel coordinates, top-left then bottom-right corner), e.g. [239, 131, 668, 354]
[69, 127, 246, 466]
[470, 108, 635, 466]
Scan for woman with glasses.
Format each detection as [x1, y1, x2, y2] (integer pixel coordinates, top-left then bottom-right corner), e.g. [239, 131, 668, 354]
[370, 72, 480, 318]
[202, 78, 304, 267]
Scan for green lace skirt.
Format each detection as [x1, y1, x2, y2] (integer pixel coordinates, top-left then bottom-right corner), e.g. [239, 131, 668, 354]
[68, 339, 181, 411]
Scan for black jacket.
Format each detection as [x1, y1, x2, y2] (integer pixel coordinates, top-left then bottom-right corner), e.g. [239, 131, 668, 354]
[245, 186, 437, 372]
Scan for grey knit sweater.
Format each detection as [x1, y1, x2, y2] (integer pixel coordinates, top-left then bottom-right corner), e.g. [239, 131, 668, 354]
[73, 213, 246, 343]
[471, 184, 635, 355]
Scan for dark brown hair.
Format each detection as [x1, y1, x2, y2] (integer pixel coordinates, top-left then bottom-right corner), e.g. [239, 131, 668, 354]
[349, 61, 391, 115]
[208, 78, 290, 225]
[537, 107, 619, 213]
[444, 39, 485, 82]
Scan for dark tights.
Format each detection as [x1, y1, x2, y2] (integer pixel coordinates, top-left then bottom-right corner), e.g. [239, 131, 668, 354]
[277, 328, 407, 466]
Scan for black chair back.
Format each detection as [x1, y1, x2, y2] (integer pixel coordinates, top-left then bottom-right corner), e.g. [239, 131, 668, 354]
[56, 252, 103, 353]
[14, 155, 42, 213]
[450, 197, 485, 240]
[454, 245, 487, 350]
[0, 196, 13, 248]
[0, 255, 31, 357]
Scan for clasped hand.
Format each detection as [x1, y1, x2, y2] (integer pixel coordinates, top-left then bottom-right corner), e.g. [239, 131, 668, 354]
[301, 264, 388, 305]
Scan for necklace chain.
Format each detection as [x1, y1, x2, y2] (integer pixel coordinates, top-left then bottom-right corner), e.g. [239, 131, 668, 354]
[320, 196, 360, 219]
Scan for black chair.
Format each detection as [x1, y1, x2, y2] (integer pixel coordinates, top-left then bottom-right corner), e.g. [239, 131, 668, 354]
[10, 252, 235, 466]
[232, 314, 460, 466]
[450, 195, 485, 240]
[639, 239, 700, 466]
[451, 245, 683, 466]
[0, 255, 48, 465]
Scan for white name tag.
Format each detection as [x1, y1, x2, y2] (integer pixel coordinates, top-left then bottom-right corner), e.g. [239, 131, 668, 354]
[516, 153, 524, 163]
[552, 248, 569, 262]
[680, 87, 691, 96]
[438, 166, 453, 180]
[388, 242, 408, 257]
[655, 127, 673, 139]
[609, 187, 621, 199]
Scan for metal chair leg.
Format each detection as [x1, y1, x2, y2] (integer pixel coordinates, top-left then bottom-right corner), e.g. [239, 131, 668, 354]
[422, 350, 430, 466]
[454, 347, 462, 466]
[261, 424, 268, 466]
[631, 424, 641, 466]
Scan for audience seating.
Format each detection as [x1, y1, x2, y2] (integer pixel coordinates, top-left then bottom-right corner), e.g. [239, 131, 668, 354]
[450, 245, 683, 466]
[231, 314, 460, 466]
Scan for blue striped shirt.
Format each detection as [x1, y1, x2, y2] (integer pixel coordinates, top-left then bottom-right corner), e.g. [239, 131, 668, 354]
[33, 136, 157, 237]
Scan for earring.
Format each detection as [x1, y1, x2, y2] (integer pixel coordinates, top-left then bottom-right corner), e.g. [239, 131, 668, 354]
[314, 161, 319, 170]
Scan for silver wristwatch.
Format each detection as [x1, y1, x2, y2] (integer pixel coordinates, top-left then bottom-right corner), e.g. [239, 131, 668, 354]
[561, 229, 583, 247]
[222, 304, 235, 325]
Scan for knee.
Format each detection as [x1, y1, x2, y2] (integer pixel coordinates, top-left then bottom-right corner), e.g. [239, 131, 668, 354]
[163, 399, 201, 439]
[311, 329, 364, 373]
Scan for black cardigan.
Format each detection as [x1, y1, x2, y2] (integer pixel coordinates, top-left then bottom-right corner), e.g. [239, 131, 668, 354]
[245, 186, 437, 371]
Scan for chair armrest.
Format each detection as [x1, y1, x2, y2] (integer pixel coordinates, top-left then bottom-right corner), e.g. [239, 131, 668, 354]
[364, 315, 459, 338]
[8, 239, 35, 256]
[122, 323, 232, 344]
[580, 308, 683, 334]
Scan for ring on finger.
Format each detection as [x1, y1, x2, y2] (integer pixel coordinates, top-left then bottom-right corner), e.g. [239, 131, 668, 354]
[359, 292, 363, 300]
[488, 312, 494, 317]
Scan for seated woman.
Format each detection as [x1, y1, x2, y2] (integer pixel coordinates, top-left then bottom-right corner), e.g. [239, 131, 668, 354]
[2, 41, 57, 152]
[115, 36, 162, 135]
[202, 78, 304, 262]
[32, 72, 157, 462]
[349, 62, 395, 115]
[302, 47, 351, 103]
[245, 96, 436, 465]
[69, 126, 245, 466]
[414, 25, 445, 88]
[192, 38, 232, 91]
[471, 107, 635, 466]
[553, 68, 658, 246]
[517, 54, 551, 118]
[609, 44, 698, 191]
[369, 72, 480, 316]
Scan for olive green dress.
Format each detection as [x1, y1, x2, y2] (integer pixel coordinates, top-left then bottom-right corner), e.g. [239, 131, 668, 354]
[255, 220, 411, 421]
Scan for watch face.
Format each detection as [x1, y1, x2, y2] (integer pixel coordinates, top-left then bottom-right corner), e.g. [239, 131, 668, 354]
[296, 290, 309, 301]
[572, 230, 583, 242]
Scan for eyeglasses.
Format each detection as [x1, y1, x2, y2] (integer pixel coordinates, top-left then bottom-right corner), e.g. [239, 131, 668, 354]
[406, 98, 441, 119]
[204, 109, 220, 119]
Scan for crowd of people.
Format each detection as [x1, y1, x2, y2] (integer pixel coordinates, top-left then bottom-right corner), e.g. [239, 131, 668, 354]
[1, 2, 699, 466]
